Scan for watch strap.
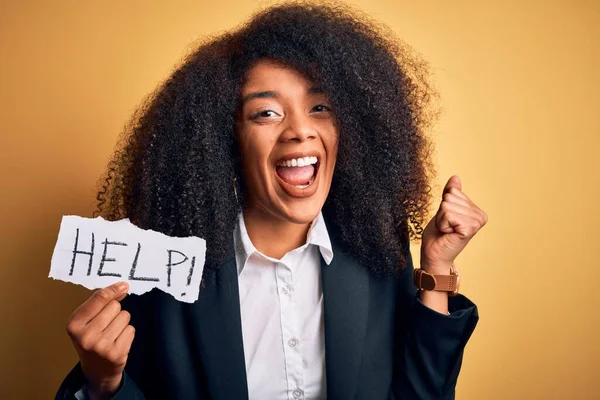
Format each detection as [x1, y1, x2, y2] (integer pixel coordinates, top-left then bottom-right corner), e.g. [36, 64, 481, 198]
[413, 265, 460, 296]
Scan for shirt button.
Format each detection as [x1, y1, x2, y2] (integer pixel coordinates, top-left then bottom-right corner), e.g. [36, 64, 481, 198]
[282, 284, 293, 295]
[292, 389, 304, 398]
[288, 338, 298, 347]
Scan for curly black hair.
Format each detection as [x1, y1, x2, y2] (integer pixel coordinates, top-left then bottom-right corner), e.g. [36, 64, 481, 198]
[95, 0, 439, 277]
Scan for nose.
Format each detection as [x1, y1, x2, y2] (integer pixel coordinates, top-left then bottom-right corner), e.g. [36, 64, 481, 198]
[279, 111, 317, 143]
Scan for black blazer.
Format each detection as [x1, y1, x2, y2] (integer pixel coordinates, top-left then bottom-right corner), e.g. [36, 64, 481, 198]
[56, 216, 479, 400]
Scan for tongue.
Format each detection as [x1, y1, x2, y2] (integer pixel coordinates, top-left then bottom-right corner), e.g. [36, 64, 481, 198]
[276, 165, 314, 185]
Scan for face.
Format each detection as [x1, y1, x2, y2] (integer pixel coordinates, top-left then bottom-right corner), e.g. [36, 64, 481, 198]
[235, 59, 339, 225]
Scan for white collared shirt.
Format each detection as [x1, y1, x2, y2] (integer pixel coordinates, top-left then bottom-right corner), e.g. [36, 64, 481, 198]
[234, 211, 334, 400]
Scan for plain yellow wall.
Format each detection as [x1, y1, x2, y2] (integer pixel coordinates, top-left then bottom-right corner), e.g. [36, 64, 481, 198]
[1, 0, 598, 398]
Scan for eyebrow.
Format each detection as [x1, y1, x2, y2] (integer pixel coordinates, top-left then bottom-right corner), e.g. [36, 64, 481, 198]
[241, 86, 325, 104]
[241, 90, 277, 104]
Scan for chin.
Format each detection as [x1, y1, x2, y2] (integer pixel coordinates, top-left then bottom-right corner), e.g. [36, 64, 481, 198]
[277, 202, 323, 225]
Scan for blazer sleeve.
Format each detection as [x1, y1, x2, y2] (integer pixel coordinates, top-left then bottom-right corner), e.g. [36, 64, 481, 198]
[391, 246, 479, 400]
[54, 294, 147, 400]
[54, 363, 145, 400]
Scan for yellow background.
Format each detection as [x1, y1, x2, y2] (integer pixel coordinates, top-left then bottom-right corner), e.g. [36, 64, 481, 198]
[1, 0, 598, 398]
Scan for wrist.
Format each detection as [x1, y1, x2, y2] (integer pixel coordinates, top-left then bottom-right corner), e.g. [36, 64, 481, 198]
[416, 261, 461, 299]
[421, 260, 453, 275]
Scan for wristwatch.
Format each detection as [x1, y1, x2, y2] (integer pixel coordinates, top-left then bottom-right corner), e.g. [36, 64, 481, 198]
[413, 263, 460, 296]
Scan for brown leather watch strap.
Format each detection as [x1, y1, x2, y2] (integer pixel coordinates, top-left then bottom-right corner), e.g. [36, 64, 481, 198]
[413, 264, 460, 296]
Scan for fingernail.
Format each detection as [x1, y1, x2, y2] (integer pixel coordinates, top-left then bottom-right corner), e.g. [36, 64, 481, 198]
[117, 282, 128, 292]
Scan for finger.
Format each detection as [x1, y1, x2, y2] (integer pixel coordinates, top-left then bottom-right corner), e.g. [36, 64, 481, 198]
[447, 186, 471, 203]
[446, 187, 487, 226]
[438, 198, 483, 221]
[71, 282, 129, 327]
[442, 192, 472, 209]
[102, 310, 131, 343]
[85, 299, 123, 333]
[436, 208, 483, 237]
[113, 325, 136, 355]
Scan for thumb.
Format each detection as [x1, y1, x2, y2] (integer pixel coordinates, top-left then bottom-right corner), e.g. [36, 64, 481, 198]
[443, 175, 462, 195]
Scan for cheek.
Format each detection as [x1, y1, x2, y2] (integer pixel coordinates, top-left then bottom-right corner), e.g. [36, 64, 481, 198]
[238, 132, 275, 181]
[245, 139, 273, 167]
[323, 131, 339, 165]
[238, 130, 260, 161]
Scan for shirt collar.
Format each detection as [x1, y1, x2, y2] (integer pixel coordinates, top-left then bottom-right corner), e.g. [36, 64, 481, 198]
[233, 210, 334, 276]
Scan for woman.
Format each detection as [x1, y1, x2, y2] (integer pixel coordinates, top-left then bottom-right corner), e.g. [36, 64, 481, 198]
[56, 2, 487, 399]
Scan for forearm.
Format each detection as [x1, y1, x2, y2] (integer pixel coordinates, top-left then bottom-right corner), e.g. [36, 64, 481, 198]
[419, 289, 449, 315]
[419, 260, 455, 314]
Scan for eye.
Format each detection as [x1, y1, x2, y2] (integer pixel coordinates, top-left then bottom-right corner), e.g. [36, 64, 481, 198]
[249, 109, 280, 120]
[311, 104, 332, 113]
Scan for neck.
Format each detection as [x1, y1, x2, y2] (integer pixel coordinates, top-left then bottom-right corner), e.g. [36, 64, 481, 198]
[242, 207, 312, 259]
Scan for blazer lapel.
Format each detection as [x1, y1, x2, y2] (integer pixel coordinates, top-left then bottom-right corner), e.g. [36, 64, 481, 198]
[322, 241, 370, 400]
[186, 247, 249, 400]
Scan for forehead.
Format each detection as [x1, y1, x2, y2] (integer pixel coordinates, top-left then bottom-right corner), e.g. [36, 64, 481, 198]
[241, 59, 314, 92]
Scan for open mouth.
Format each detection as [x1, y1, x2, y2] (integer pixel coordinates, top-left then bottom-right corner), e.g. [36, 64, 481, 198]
[275, 155, 320, 190]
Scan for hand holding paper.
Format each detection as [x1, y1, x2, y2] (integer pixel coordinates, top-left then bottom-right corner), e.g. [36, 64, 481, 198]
[66, 281, 133, 397]
[49, 215, 207, 303]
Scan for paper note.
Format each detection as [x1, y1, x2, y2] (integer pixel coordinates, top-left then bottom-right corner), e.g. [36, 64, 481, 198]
[49, 215, 206, 303]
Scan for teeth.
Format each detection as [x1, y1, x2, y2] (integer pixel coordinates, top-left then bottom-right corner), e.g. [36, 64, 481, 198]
[278, 156, 318, 167]
[295, 174, 316, 189]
